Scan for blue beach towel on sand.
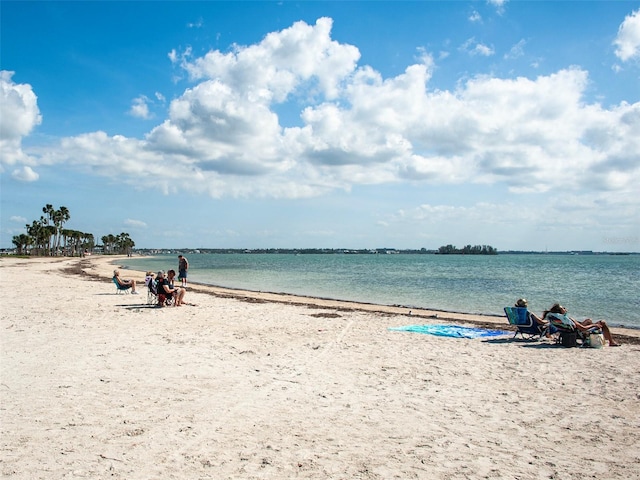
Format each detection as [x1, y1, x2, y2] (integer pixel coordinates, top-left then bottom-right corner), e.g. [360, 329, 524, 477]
[388, 324, 509, 339]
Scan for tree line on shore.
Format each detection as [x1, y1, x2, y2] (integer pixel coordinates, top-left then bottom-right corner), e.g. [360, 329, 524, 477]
[437, 244, 498, 255]
[136, 245, 498, 255]
[11, 204, 135, 256]
[9, 206, 496, 257]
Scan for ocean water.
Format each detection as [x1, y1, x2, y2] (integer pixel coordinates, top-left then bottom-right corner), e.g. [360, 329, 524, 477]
[119, 253, 640, 328]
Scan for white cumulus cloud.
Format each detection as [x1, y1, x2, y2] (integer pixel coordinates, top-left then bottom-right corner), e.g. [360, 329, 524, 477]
[129, 95, 152, 119]
[178, 17, 360, 101]
[11, 165, 39, 182]
[0, 71, 42, 170]
[10, 18, 640, 207]
[614, 9, 640, 61]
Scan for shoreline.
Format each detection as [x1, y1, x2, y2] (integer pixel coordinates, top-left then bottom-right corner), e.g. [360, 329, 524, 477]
[93, 255, 640, 342]
[112, 255, 640, 335]
[3, 254, 640, 478]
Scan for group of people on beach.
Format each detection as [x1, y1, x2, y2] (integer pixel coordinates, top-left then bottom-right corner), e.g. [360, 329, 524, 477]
[515, 298, 621, 346]
[113, 254, 191, 307]
[144, 269, 185, 306]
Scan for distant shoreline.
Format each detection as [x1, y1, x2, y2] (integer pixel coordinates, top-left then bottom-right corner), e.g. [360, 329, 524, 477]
[124, 249, 639, 255]
[2, 249, 638, 257]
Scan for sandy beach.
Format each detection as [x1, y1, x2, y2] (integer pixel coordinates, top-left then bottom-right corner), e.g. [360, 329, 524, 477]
[1, 255, 639, 479]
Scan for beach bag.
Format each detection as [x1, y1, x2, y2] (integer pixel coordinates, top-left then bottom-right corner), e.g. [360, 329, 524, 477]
[560, 331, 577, 348]
[588, 333, 605, 349]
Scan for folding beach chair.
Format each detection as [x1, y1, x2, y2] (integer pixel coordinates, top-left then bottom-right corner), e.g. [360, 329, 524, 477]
[546, 313, 600, 348]
[504, 306, 547, 340]
[147, 279, 173, 307]
[145, 274, 157, 304]
[113, 276, 131, 294]
[147, 278, 157, 304]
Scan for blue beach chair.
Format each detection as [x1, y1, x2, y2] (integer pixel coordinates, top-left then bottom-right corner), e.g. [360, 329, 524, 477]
[504, 306, 547, 340]
[113, 276, 131, 294]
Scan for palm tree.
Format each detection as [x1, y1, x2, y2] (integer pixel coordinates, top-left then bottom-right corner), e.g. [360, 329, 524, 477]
[61, 228, 82, 256]
[61, 228, 71, 255]
[81, 233, 95, 256]
[70, 230, 82, 256]
[16, 205, 100, 257]
[12, 234, 32, 255]
[53, 206, 70, 255]
[42, 204, 55, 255]
[101, 234, 118, 254]
[116, 232, 135, 256]
[26, 219, 52, 256]
[42, 204, 54, 224]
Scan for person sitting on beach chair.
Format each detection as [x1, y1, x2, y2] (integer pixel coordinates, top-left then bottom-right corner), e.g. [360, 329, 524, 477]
[113, 269, 139, 294]
[542, 303, 620, 347]
[156, 270, 185, 307]
[146, 272, 173, 306]
[505, 298, 553, 340]
[145, 273, 163, 305]
[166, 269, 188, 306]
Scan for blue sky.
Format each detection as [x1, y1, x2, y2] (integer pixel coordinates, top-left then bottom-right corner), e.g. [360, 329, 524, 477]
[1, 1, 639, 251]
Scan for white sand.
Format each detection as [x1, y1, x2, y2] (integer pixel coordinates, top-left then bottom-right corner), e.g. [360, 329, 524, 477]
[1, 255, 639, 479]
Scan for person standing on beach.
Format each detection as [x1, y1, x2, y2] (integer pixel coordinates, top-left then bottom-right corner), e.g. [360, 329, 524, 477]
[178, 254, 189, 288]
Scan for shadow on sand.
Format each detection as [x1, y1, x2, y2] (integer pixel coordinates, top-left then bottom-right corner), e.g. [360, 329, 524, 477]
[482, 337, 562, 349]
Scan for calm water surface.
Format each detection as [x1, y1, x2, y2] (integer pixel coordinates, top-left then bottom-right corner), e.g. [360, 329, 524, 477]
[120, 253, 640, 328]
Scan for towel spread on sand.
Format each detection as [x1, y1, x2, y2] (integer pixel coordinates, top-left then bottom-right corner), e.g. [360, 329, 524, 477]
[388, 324, 510, 338]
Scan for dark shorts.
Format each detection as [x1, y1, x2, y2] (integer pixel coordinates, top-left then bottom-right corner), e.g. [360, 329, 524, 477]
[178, 269, 187, 279]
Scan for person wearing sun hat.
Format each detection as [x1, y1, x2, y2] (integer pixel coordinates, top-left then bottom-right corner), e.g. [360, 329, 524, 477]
[515, 298, 553, 337]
